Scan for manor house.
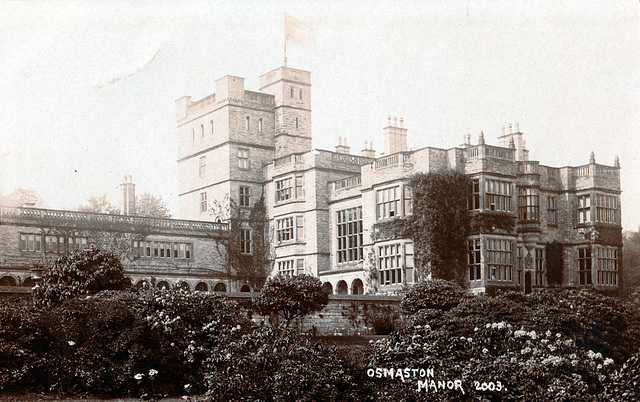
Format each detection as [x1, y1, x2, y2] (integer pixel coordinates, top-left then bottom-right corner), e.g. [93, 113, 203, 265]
[0, 65, 622, 295]
[175, 65, 622, 295]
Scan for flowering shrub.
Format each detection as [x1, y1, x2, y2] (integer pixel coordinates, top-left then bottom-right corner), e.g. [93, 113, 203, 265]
[401, 279, 466, 315]
[132, 288, 251, 395]
[205, 326, 359, 401]
[255, 274, 329, 325]
[33, 247, 131, 308]
[3, 286, 640, 399]
[0, 289, 250, 397]
[364, 288, 640, 400]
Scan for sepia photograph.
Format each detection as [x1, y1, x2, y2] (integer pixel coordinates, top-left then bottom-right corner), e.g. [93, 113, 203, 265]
[1, 0, 639, 400]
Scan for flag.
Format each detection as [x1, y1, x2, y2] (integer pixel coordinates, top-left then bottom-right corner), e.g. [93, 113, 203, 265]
[285, 13, 316, 49]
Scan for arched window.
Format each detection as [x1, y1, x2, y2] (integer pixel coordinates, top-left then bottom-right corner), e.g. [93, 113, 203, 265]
[337, 280, 348, 295]
[299, 89, 303, 99]
[214, 282, 227, 292]
[322, 282, 333, 295]
[245, 116, 250, 131]
[240, 284, 251, 292]
[195, 282, 209, 292]
[210, 120, 214, 135]
[0, 276, 17, 286]
[290, 87, 294, 98]
[258, 118, 263, 133]
[295, 117, 299, 129]
[351, 279, 364, 295]
[192, 128, 195, 142]
[22, 277, 36, 287]
[201, 124, 204, 138]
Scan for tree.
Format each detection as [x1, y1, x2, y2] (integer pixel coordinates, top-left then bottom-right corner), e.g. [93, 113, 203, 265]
[1, 188, 45, 208]
[135, 192, 171, 218]
[623, 229, 640, 290]
[255, 274, 329, 325]
[208, 193, 273, 290]
[78, 194, 120, 214]
[33, 247, 131, 308]
[409, 171, 471, 285]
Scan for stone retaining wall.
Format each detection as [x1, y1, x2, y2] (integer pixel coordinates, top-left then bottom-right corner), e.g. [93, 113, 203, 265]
[227, 293, 403, 335]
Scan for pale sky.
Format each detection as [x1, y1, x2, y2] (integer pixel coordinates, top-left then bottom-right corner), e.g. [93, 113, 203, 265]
[1, 1, 639, 230]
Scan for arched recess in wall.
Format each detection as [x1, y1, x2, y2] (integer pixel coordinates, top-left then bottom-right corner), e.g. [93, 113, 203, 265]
[210, 120, 214, 135]
[0, 276, 17, 286]
[177, 281, 191, 292]
[258, 118, 263, 133]
[245, 116, 250, 131]
[22, 277, 36, 287]
[336, 280, 348, 295]
[156, 280, 171, 290]
[136, 280, 151, 290]
[195, 282, 209, 292]
[322, 282, 333, 295]
[351, 279, 364, 295]
[213, 282, 227, 292]
[240, 284, 251, 292]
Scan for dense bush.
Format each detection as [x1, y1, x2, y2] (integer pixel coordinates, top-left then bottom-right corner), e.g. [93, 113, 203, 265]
[363, 288, 640, 400]
[3, 285, 640, 399]
[33, 247, 131, 308]
[0, 289, 249, 397]
[255, 274, 329, 325]
[401, 279, 466, 315]
[205, 326, 360, 401]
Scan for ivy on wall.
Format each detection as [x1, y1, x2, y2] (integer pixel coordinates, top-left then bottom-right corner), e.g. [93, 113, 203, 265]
[408, 171, 472, 285]
[546, 241, 564, 287]
[469, 212, 516, 234]
[372, 217, 411, 241]
[593, 226, 623, 247]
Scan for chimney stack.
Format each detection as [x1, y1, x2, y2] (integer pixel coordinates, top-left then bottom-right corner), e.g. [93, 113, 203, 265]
[361, 141, 376, 158]
[120, 175, 136, 215]
[335, 136, 350, 154]
[383, 116, 408, 155]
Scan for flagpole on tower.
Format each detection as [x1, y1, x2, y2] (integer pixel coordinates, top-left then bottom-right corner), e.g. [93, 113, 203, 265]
[284, 12, 315, 67]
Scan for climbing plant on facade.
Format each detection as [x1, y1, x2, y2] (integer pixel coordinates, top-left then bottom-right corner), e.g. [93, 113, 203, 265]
[409, 171, 472, 285]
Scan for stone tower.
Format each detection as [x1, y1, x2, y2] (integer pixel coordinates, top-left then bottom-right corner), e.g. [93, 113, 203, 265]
[259, 66, 312, 158]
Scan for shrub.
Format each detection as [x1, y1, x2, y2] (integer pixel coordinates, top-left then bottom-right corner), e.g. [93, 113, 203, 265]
[205, 326, 359, 401]
[255, 274, 329, 325]
[401, 279, 466, 315]
[0, 289, 250, 398]
[366, 288, 640, 400]
[367, 308, 398, 335]
[34, 247, 131, 308]
[0, 304, 41, 392]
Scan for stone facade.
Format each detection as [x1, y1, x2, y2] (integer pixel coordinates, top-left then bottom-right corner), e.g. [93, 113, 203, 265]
[175, 64, 622, 295]
[0, 206, 244, 293]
